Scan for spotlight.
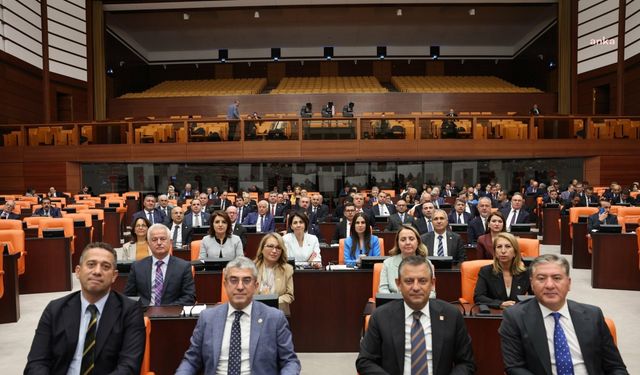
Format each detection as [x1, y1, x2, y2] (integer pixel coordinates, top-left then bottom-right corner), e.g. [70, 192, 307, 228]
[324, 47, 334, 60]
[254, 11, 260, 18]
[219, 49, 228, 62]
[106, 68, 114, 76]
[377, 46, 386, 60]
[430, 46, 440, 60]
[468, 8, 475, 16]
[396, 9, 402, 16]
[183, 13, 190, 21]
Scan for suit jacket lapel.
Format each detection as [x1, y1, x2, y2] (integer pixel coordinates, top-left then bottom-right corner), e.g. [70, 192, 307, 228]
[63, 294, 82, 363]
[249, 302, 264, 368]
[425, 232, 434, 256]
[429, 301, 444, 373]
[95, 292, 120, 356]
[390, 301, 406, 372]
[568, 301, 595, 374]
[524, 302, 552, 375]
[213, 304, 228, 367]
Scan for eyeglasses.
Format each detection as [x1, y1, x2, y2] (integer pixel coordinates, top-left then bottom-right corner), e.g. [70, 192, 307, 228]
[227, 277, 254, 286]
[135, 224, 148, 229]
[264, 244, 283, 251]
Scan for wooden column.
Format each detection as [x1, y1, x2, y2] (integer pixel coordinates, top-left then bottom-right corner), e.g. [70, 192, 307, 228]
[92, 1, 107, 120]
[557, 0, 572, 114]
[41, 0, 51, 123]
[616, 0, 625, 115]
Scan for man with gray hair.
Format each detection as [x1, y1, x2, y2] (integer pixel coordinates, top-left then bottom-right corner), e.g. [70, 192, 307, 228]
[176, 257, 301, 374]
[124, 224, 195, 306]
[499, 254, 627, 374]
[156, 194, 173, 218]
[243, 200, 275, 232]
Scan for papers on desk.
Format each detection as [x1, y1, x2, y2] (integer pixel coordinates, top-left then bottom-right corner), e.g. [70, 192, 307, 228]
[325, 264, 351, 271]
[182, 305, 207, 317]
[330, 243, 339, 248]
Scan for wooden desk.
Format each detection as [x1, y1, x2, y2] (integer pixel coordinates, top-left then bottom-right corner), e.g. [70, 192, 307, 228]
[92, 219, 104, 242]
[20, 237, 72, 294]
[71, 226, 93, 267]
[319, 222, 336, 245]
[246, 232, 266, 258]
[571, 223, 591, 269]
[103, 211, 122, 247]
[541, 207, 561, 245]
[0, 252, 21, 323]
[591, 232, 640, 290]
[560, 215, 572, 254]
[511, 232, 538, 239]
[464, 307, 505, 375]
[376, 231, 396, 254]
[125, 198, 138, 228]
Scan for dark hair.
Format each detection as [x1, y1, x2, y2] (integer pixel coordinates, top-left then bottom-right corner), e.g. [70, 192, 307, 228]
[80, 242, 117, 266]
[397, 255, 433, 280]
[484, 211, 506, 234]
[209, 210, 232, 238]
[287, 210, 309, 232]
[348, 212, 372, 259]
[131, 216, 151, 243]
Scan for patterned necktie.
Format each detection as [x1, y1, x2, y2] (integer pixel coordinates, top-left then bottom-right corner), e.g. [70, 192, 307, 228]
[437, 235, 444, 256]
[228, 311, 243, 375]
[551, 312, 574, 375]
[427, 219, 433, 233]
[80, 304, 98, 375]
[457, 214, 462, 224]
[147, 211, 153, 224]
[510, 210, 518, 227]
[152, 260, 164, 306]
[172, 224, 180, 248]
[411, 311, 428, 375]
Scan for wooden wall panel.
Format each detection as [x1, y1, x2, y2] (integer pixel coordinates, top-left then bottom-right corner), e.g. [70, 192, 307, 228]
[49, 73, 89, 122]
[576, 64, 618, 115]
[584, 157, 601, 186]
[22, 161, 69, 193]
[624, 54, 640, 116]
[372, 61, 392, 83]
[66, 162, 81, 194]
[594, 156, 640, 186]
[0, 52, 44, 124]
[214, 64, 233, 79]
[106, 92, 557, 120]
[320, 61, 338, 76]
[267, 63, 286, 86]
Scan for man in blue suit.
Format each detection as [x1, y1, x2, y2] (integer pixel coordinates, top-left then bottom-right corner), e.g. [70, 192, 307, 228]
[176, 257, 301, 375]
[32, 198, 62, 217]
[242, 200, 275, 233]
[132, 194, 166, 226]
[184, 200, 211, 228]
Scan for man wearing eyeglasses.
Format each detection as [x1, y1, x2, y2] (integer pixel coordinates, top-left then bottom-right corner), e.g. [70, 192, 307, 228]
[176, 257, 301, 375]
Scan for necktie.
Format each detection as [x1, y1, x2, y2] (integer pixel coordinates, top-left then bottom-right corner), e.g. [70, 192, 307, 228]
[238, 208, 242, 221]
[147, 211, 153, 224]
[228, 311, 243, 375]
[437, 235, 444, 256]
[427, 219, 433, 233]
[510, 210, 518, 227]
[271, 204, 276, 216]
[80, 304, 98, 375]
[551, 312, 574, 375]
[172, 224, 180, 248]
[411, 311, 428, 375]
[195, 214, 200, 227]
[457, 214, 462, 224]
[258, 215, 263, 232]
[152, 260, 164, 306]
[482, 217, 487, 231]
[400, 214, 404, 222]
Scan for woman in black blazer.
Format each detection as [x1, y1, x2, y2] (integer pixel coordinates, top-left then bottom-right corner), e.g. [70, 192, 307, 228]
[474, 232, 531, 309]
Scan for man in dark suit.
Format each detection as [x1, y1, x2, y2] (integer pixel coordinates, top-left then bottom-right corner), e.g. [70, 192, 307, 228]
[25, 242, 146, 374]
[371, 191, 396, 217]
[164, 206, 193, 250]
[587, 199, 618, 232]
[226, 206, 248, 249]
[124, 224, 195, 306]
[448, 199, 473, 224]
[499, 254, 628, 374]
[156, 194, 174, 218]
[0, 200, 20, 220]
[176, 257, 300, 374]
[33, 197, 62, 218]
[132, 194, 166, 226]
[214, 191, 233, 212]
[467, 197, 492, 243]
[184, 200, 211, 228]
[179, 183, 194, 201]
[242, 200, 275, 233]
[267, 191, 287, 217]
[542, 188, 561, 205]
[309, 193, 329, 223]
[332, 202, 356, 244]
[386, 199, 415, 232]
[413, 202, 436, 235]
[581, 186, 599, 206]
[357, 255, 475, 374]
[500, 193, 530, 231]
[420, 209, 466, 264]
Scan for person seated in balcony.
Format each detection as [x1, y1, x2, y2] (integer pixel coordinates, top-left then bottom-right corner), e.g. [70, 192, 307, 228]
[342, 102, 354, 117]
[474, 232, 531, 309]
[300, 102, 312, 118]
[529, 103, 541, 115]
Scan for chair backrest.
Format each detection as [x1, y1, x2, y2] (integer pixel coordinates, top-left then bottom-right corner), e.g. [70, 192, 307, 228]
[379, 238, 385, 256]
[61, 212, 93, 227]
[66, 204, 90, 212]
[104, 198, 125, 208]
[617, 207, 640, 228]
[0, 219, 22, 230]
[85, 209, 105, 221]
[569, 207, 598, 239]
[74, 194, 91, 201]
[517, 238, 540, 257]
[37, 218, 74, 238]
[50, 197, 67, 207]
[605, 317, 617, 346]
[19, 196, 38, 204]
[75, 200, 96, 208]
[0, 247, 4, 299]
[636, 227, 640, 270]
[190, 240, 202, 261]
[0, 230, 26, 275]
[123, 191, 140, 200]
[141, 317, 152, 374]
[23, 216, 48, 228]
[372, 262, 384, 300]
[220, 276, 229, 303]
[460, 260, 493, 305]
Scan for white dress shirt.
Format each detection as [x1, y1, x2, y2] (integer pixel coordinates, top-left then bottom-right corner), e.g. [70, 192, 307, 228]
[192, 213, 202, 227]
[150, 254, 170, 305]
[171, 223, 182, 248]
[403, 301, 433, 375]
[506, 208, 519, 230]
[216, 302, 252, 375]
[283, 232, 321, 264]
[430, 231, 449, 256]
[538, 302, 587, 375]
[67, 292, 109, 375]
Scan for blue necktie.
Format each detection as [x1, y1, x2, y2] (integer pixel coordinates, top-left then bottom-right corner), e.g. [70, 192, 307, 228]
[551, 312, 574, 375]
[437, 235, 444, 257]
[411, 311, 428, 374]
[228, 311, 243, 375]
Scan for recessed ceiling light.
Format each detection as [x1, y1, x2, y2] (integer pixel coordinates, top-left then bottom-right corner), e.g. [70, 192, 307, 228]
[254, 11, 260, 18]
[397, 9, 403, 16]
[183, 13, 190, 21]
[468, 8, 476, 16]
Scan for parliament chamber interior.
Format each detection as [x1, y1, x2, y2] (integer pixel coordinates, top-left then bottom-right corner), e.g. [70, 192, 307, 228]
[1, 0, 640, 374]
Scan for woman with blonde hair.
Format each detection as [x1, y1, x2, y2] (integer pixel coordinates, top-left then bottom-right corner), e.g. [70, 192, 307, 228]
[254, 233, 294, 316]
[378, 225, 429, 294]
[474, 232, 531, 309]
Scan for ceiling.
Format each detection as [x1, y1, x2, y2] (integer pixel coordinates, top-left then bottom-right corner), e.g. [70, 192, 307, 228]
[104, 1, 558, 64]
